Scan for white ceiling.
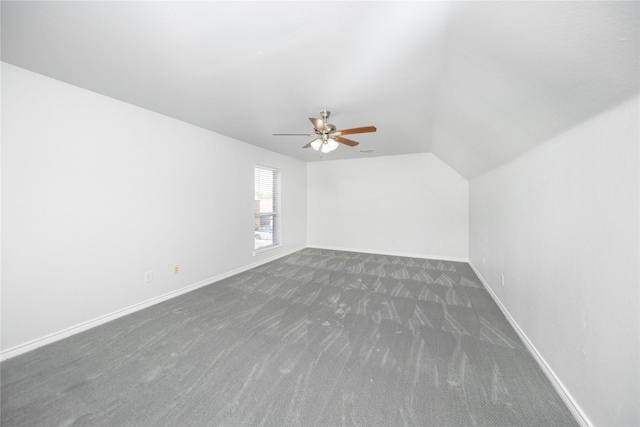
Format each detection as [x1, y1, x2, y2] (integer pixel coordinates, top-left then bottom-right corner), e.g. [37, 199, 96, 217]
[2, 1, 638, 178]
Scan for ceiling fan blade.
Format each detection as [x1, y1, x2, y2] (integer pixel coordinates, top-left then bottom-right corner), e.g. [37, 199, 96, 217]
[334, 126, 377, 136]
[302, 140, 313, 148]
[334, 136, 359, 147]
[309, 118, 326, 132]
[273, 133, 315, 136]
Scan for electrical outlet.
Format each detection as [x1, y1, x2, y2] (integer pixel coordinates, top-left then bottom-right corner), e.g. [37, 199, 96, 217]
[173, 264, 180, 274]
[144, 271, 153, 283]
[500, 274, 505, 286]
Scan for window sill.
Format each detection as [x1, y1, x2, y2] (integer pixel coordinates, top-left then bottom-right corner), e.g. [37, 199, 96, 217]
[253, 243, 282, 256]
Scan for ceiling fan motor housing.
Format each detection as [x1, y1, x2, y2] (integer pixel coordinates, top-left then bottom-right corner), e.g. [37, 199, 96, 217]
[323, 123, 336, 134]
[318, 110, 336, 134]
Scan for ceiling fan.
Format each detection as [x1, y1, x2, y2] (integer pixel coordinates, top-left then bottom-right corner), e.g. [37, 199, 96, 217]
[273, 110, 376, 153]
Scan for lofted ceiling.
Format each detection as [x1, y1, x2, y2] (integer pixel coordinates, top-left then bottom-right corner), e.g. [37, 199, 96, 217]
[2, 1, 638, 178]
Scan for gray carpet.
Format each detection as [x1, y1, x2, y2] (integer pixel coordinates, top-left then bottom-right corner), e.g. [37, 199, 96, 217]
[1, 248, 578, 426]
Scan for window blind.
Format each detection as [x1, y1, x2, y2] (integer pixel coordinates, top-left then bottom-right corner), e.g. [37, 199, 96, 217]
[254, 166, 280, 251]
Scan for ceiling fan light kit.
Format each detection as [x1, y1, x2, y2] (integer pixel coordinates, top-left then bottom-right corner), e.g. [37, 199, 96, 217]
[310, 134, 340, 153]
[274, 110, 376, 155]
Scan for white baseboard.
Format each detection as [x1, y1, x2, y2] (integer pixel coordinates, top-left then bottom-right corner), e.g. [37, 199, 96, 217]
[0, 245, 305, 361]
[306, 245, 469, 263]
[468, 262, 592, 427]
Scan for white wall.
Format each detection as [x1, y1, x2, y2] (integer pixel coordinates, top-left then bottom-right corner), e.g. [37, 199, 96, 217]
[469, 95, 639, 427]
[1, 63, 307, 355]
[307, 153, 468, 260]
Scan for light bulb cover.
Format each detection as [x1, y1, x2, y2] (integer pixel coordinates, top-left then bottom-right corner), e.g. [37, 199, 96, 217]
[328, 139, 339, 151]
[320, 142, 332, 153]
[310, 139, 322, 151]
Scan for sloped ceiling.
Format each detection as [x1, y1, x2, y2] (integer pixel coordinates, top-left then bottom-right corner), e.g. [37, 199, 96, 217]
[2, 1, 638, 178]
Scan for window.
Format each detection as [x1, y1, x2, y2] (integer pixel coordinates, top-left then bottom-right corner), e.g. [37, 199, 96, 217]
[254, 166, 280, 251]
